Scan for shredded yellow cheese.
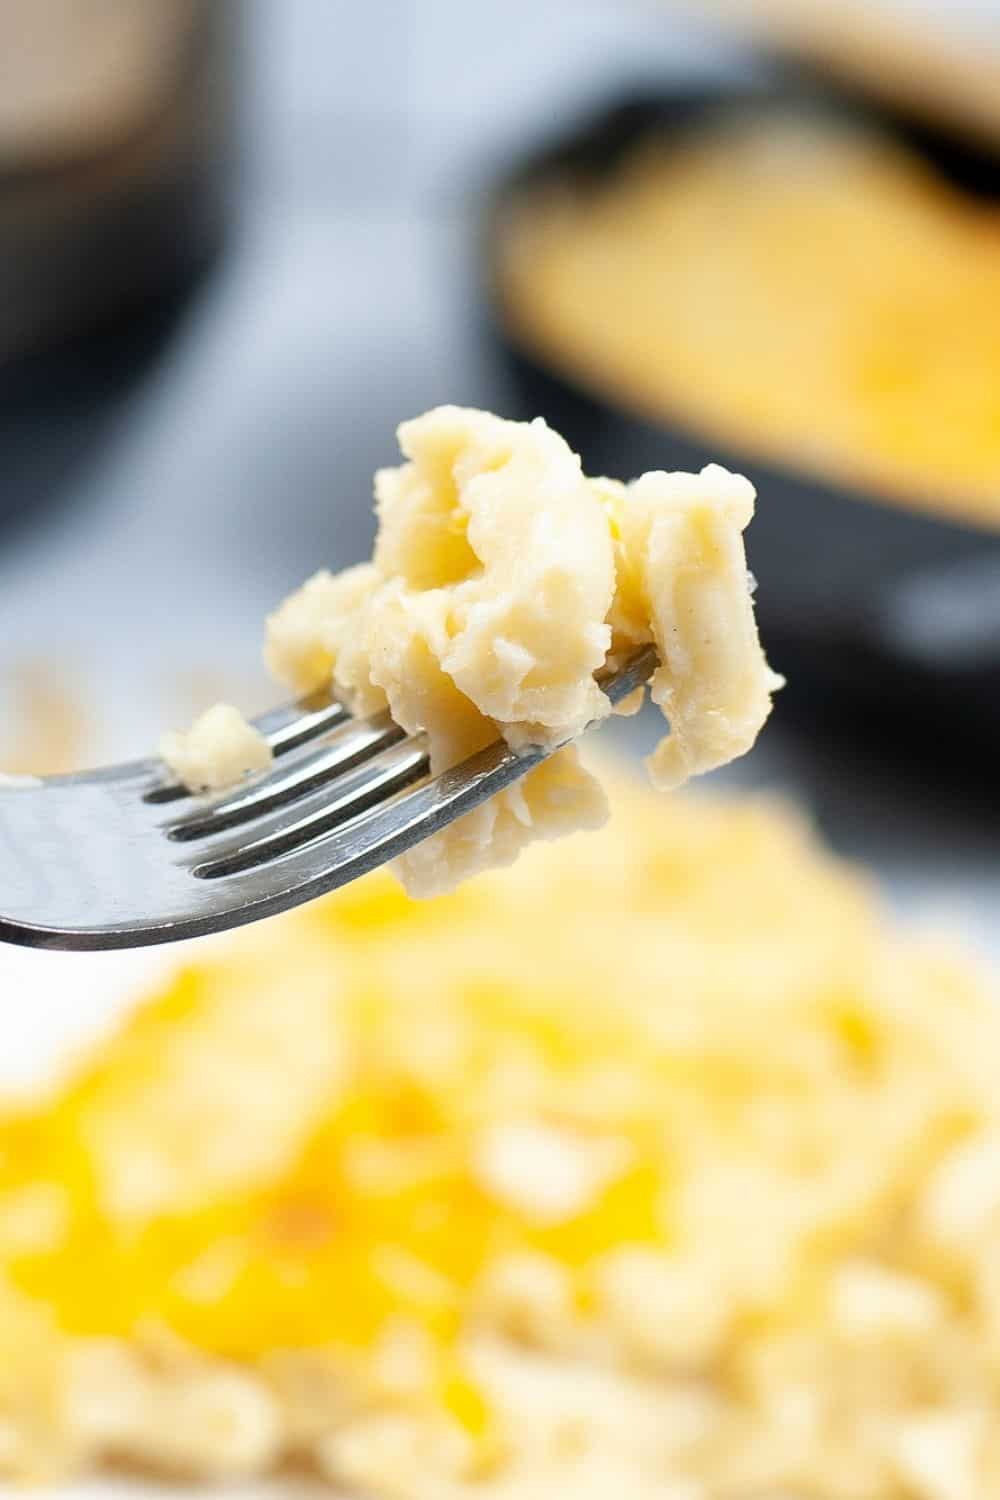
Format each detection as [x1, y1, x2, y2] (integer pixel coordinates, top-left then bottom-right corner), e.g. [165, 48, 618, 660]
[1, 776, 999, 1496]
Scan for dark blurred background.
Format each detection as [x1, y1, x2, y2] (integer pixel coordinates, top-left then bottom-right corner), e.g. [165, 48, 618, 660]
[0, 0, 997, 954]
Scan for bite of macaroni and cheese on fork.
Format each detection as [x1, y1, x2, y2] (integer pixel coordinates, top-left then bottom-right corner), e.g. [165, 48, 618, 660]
[165, 406, 780, 896]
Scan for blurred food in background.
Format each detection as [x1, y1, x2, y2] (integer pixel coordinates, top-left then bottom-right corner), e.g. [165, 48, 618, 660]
[487, 5, 1000, 769]
[0, 665, 87, 778]
[1, 776, 1000, 1496]
[500, 107, 1000, 524]
[691, 0, 1000, 154]
[0, 0, 233, 360]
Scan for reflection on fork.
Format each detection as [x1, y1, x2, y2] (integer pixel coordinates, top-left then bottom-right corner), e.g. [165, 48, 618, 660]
[0, 647, 658, 953]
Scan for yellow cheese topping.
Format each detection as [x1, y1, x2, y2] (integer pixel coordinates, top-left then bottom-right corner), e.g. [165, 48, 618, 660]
[2, 776, 1000, 1496]
[501, 112, 1000, 525]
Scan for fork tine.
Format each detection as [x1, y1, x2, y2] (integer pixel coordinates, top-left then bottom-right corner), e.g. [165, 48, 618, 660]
[195, 644, 660, 890]
[165, 712, 405, 842]
[143, 694, 351, 806]
[259, 697, 349, 756]
[0, 646, 658, 951]
[192, 739, 431, 876]
[197, 735, 537, 891]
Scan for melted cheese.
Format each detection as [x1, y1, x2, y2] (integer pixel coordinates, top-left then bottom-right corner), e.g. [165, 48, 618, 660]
[0, 779, 998, 1497]
[266, 406, 778, 893]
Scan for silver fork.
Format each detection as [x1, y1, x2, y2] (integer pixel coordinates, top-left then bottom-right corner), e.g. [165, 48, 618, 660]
[0, 648, 657, 951]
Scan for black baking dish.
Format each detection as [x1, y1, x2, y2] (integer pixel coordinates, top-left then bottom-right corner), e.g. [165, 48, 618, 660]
[482, 82, 1000, 770]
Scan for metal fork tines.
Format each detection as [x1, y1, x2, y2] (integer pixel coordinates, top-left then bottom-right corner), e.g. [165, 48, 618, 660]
[0, 646, 657, 951]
